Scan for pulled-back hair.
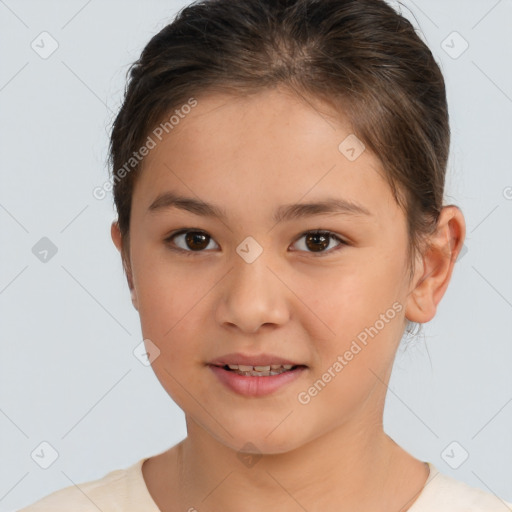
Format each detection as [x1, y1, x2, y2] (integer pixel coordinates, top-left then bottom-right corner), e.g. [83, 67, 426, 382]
[109, 0, 451, 336]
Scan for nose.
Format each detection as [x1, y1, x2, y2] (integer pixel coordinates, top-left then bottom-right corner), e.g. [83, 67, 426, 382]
[215, 252, 290, 334]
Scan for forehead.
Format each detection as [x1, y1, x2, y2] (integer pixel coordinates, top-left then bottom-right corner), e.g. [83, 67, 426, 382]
[132, 87, 399, 224]
[145, 87, 355, 163]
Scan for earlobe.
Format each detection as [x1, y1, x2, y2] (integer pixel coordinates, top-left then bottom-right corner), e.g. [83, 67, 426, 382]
[111, 220, 123, 253]
[111, 220, 139, 311]
[127, 266, 138, 311]
[404, 253, 431, 323]
[404, 205, 466, 325]
[130, 287, 139, 311]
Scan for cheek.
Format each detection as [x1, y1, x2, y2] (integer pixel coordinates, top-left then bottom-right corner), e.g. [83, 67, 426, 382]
[296, 255, 405, 378]
[134, 265, 205, 404]
[300, 257, 403, 330]
[131, 245, 206, 333]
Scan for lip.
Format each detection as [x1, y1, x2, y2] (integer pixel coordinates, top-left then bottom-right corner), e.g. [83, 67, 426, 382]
[208, 352, 305, 367]
[209, 364, 307, 397]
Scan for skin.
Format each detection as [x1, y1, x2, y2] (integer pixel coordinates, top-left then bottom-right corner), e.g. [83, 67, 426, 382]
[111, 86, 465, 512]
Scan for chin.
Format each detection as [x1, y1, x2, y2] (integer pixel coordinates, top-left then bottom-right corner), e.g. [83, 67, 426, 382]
[216, 424, 305, 456]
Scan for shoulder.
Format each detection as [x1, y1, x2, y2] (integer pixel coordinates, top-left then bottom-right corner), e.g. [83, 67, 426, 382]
[16, 458, 153, 512]
[412, 464, 512, 512]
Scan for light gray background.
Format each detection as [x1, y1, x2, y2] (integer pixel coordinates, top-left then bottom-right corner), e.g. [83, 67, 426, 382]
[1, 0, 511, 510]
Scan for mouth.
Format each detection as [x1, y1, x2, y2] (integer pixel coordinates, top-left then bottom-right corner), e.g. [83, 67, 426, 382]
[208, 362, 308, 397]
[210, 363, 307, 377]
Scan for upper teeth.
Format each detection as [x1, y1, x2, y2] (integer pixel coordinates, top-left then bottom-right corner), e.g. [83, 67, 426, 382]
[227, 364, 294, 371]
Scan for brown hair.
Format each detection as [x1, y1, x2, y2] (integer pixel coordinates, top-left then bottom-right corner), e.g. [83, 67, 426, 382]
[109, 0, 450, 336]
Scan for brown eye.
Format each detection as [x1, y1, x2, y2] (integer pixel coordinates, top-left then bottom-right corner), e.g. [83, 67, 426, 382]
[165, 230, 218, 254]
[291, 230, 347, 256]
[165, 229, 346, 257]
[183, 231, 209, 250]
[305, 232, 330, 252]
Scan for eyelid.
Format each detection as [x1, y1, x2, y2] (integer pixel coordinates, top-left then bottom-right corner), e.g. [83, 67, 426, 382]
[164, 229, 218, 256]
[290, 229, 348, 256]
[164, 228, 349, 256]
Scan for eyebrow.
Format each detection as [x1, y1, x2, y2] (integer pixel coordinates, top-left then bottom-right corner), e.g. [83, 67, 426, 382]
[147, 191, 372, 223]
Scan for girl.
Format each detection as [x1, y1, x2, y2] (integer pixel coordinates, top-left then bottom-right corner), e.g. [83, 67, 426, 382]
[19, 0, 512, 510]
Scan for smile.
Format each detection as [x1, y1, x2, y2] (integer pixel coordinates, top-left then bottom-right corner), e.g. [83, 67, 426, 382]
[208, 364, 307, 397]
[217, 363, 300, 376]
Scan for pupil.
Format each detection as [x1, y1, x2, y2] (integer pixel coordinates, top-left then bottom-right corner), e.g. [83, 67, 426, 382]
[185, 231, 209, 251]
[306, 232, 329, 252]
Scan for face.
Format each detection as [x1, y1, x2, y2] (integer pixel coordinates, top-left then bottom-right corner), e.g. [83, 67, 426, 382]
[114, 87, 421, 454]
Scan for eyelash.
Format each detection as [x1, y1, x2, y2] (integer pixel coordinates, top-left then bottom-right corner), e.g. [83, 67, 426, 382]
[163, 229, 349, 257]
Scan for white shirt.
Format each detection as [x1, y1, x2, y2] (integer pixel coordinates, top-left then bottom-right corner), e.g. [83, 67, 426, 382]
[17, 457, 512, 511]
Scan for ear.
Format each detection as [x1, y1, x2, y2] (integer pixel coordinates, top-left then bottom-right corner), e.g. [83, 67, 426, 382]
[111, 221, 138, 311]
[405, 205, 466, 324]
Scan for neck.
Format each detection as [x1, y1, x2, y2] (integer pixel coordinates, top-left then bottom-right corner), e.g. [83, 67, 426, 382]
[169, 417, 423, 512]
